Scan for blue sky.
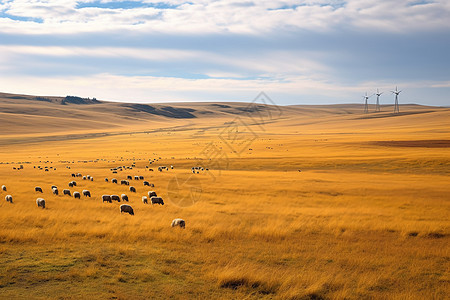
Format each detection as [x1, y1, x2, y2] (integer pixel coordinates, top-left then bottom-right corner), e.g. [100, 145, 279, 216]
[0, 0, 449, 105]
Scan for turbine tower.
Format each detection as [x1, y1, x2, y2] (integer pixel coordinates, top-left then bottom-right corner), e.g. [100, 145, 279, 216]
[391, 86, 401, 114]
[375, 89, 383, 112]
[363, 92, 373, 114]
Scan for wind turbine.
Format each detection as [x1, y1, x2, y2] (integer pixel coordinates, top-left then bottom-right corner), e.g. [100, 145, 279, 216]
[375, 89, 383, 112]
[363, 92, 373, 114]
[391, 86, 401, 114]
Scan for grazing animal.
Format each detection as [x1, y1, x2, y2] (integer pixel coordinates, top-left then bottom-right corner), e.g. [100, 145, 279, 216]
[82, 176, 87, 180]
[111, 195, 121, 202]
[90, 177, 94, 181]
[69, 182, 73, 187]
[5, 195, 13, 203]
[171, 218, 185, 228]
[52, 188, 59, 195]
[139, 176, 144, 180]
[134, 176, 139, 180]
[102, 195, 112, 203]
[73, 192, 81, 199]
[82, 190, 91, 197]
[121, 194, 128, 202]
[150, 197, 164, 205]
[120, 204, 134, 215]
[127, 175, 132, 180]
[129, 186, 136, 193]
[87, 175, 91, 180]
[1, 185, 6, 191]
[63, 189, 71, 196]
[148, 191, 157, 198]
[143, 181, 150, 186]
[51, 185, 57, 190]
[121, 180, 129, 185]
[142, 196, 148, 204]
[105, 178, 109, 182]
[71, 181, 77, 186]
[36, 198, 45, 209]
[112, 178, 118, 184]
[35, 186, 43, 193]
[71, 173, 76, 177]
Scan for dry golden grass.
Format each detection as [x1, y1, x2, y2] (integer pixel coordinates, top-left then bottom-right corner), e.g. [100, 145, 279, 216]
[0, 102, 449, 299]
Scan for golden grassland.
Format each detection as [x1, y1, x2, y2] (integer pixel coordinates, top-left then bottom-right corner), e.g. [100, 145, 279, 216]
[0, 105, 449, 299]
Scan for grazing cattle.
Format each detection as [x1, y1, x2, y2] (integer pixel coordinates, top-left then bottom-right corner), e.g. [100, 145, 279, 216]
[148, 191, 157, 198]
[90, 177, 94, 181]
[111, 195, 121, 202]
[139, 176, 144, 180]
[82, 190, 91, 197]
[36, 198, 45, 209]
[150, 197, 164, 205]
[127, 175, 132, 180]
[52, 188, 59, 195]
[171, 165, 173, 169]
[69, 182, 74, 187]
[63, 189, 71, 196]
[121, 194, 128, 202]
[76, 173, 82, 177]
[73, 192, 81, 199]
[71, 173, 76, 177]
[35, 186, 43, 193]
[112, 178, 118, 184]
[5, 195, 13, 203]
[121, 180, 129, 185]
[171, 218, 185, 229]
[71, 181, 77, 186]
[51, 185, 57, 190]
[129, 186, 136, 193]
[143, 181, 150, 186]
[87, 175, 91, 180]
[112, 171, 117, 174]
[102, 195, 112, 203]
[105, 178, 109, 182]
[1, 185, 6, 191]
[120, 204, 134, 215]
[142, 196, 148, 204]
[82, 176, 87, 180]
[134, 176, 139, 180]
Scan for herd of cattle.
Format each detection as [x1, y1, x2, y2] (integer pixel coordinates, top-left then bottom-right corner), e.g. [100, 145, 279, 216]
[0, 169, 186, 229]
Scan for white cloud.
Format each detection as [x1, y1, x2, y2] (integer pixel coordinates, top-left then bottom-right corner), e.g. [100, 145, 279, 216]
[0, 0, 449, 35]
[1, 72, 447, 104]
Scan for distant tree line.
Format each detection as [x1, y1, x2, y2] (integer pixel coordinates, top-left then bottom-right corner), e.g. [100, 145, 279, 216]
[62, 95, 100, 105]
[34, 96, 52, 102]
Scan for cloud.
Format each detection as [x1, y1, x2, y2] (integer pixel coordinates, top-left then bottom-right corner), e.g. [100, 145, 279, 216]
[0, 0, 449, 35]
[1, 72, 448, 106]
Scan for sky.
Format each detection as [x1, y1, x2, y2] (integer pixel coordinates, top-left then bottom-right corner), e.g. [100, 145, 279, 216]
[0, 0, 449, 106]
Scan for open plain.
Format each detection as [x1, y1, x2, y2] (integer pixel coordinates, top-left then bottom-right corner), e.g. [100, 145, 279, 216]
[0, 93, 449, 299]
